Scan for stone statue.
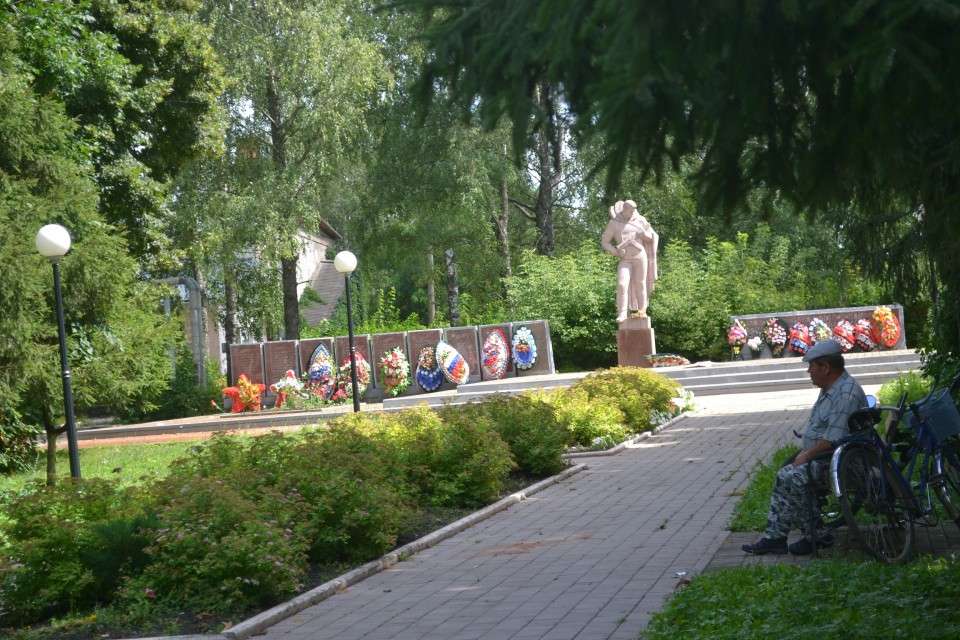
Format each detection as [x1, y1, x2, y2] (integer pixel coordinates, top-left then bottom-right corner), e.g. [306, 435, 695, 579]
[601, 199, 658, 323]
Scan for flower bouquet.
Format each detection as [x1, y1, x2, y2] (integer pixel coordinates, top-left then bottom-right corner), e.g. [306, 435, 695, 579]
[762, 318, 787, 357]
[727, 319, 747, 357]
[872, 306, 901, 348]
[747, 336, 763, 354]
[270, 369, 303, 408]
[415, 346, 444, 392]
[809, 317, 832, 343]
[379, 347, 410, 396]
[854, 319, 876, 351]
[832, 320, 856, 353]
[512, 327, 538, 370]
[333, 352, 371, 402]
[788, 322, 813, 355]
[647, 354, 690, 367]
[222, 374, 265, 412]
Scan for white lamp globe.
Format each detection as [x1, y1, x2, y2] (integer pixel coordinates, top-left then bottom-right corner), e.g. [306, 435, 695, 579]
[333, 250, 357, 274]
[36, 224, 72, 258]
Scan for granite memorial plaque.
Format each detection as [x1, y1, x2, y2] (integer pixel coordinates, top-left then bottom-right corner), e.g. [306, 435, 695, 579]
[513, 320, 557, 376]
[478, 323, 515, 380]
[444, 326, 482, 383]
[263, 340, 299, 387]
[299, 337, 335, 374]
[229, 343, 265, 385]
[370, 332, 408, 391]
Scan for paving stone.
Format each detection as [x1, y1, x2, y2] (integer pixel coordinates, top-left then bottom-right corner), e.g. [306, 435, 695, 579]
[252, 410, 806, 640]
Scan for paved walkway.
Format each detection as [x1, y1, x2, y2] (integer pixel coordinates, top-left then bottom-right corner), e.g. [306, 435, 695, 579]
[258, 409, 806, 640]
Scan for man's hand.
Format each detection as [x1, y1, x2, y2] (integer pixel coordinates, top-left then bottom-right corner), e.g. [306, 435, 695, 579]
[793, 439, 833, 466]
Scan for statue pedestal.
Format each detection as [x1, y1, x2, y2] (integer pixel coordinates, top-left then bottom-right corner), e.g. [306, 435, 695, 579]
[617, 317, 655, 367]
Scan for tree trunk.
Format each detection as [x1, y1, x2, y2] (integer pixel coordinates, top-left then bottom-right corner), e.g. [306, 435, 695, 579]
[281, 257, 299, 339]
[224, 275, 237, 382]
[533, 82, 562, 256]
[45, 428, 57, 486]
[267, 70, 300, 339]
[492, 177, 512, 284]
[426, 250, 436, 325]
[41, 407, 61, 486]
[444, 248, 461, 326]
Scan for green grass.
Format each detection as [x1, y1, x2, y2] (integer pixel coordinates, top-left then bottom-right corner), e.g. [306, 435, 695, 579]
[728, 444, 800, 532]
[0, 441, 202, 495]
[643, 556, 960, 640]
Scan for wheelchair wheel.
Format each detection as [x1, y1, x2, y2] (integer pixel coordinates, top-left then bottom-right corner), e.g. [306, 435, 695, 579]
[837, 445, 914, 563]
[935, 441, 960, 528]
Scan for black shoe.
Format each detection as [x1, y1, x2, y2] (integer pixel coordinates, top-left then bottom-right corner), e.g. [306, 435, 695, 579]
[742, 537, 788, 555]
[788, 534, 835, 556]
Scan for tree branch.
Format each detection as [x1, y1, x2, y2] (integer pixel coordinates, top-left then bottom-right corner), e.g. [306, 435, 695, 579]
[509, 198, 536, 220]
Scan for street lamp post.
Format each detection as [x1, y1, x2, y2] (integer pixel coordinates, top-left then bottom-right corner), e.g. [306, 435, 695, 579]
[35, 224, 81, 479]
[333, 250, 361, 413]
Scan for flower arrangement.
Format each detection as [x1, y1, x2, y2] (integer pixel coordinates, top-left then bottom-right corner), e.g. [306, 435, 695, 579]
[647, 354, 690, 367]
[221, 374, 265, 413]
[872, 306, 901, 348]
[747, 336, 763, 354]
[788, 322, 812, 355]
[270, 369, 303, 408]
[481, 328, 510, 379]
[436, 340, 470, 385]
[727, 319, 747, 357]
[762, 318, 787, 357]
[512, 327, 538, 370]
[378, 347, 410, 396]
[833, 320, 855, 352]
[854, 319, 876, 351]
[415, 346, 444, 392]
[305, 344, 335, 400]
[333, 352, 371, 402]
[809, 317, 831, 343]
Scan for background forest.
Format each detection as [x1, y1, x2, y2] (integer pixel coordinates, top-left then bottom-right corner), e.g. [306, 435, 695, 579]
[1, 1, 953, 474]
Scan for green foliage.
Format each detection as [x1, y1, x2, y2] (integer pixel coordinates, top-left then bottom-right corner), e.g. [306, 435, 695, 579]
[877, 372, 933, 407]
[505, 243, 618, 370]
[8, 0, 224, 265]
[333, 407, 516, 507]
[645, 556, 960, 640]
[304, 287, 427, 338]
[532, 388, 628, 448]
[651, 227, 885, 361]
[145, 345, 224, 421]
[444, 395, 568, 476]
[130, 475, 307, 613]
[571, 368, 679, 434]
[729, 445, 801, 532]
[0, 479, 147, 625]
[920, 349, 960, 397]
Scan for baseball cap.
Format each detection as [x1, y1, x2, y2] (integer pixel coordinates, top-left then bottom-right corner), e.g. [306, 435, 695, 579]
[802, 339, 842, 362]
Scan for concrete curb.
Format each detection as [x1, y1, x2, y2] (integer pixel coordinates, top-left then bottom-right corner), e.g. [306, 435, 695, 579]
[563, 412, 689, 459]
[218, 463, 588, 640]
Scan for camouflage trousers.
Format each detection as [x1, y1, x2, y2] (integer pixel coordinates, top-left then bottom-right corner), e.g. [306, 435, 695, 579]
[765, 460, 828, 540]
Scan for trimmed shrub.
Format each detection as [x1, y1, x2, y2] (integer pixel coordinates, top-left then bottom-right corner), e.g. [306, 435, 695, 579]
[532, 388, 629, 447]
[130, 475, 307, 613]
[283, 427, 416, 561]
[0, 479, 148, 625]
[571, 367, 680, 433]
[445, 395, 567, 476]
[331, 408, 516, 507]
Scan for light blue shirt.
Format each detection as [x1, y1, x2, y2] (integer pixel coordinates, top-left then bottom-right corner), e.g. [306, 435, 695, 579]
[802, 370, 867, 449]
